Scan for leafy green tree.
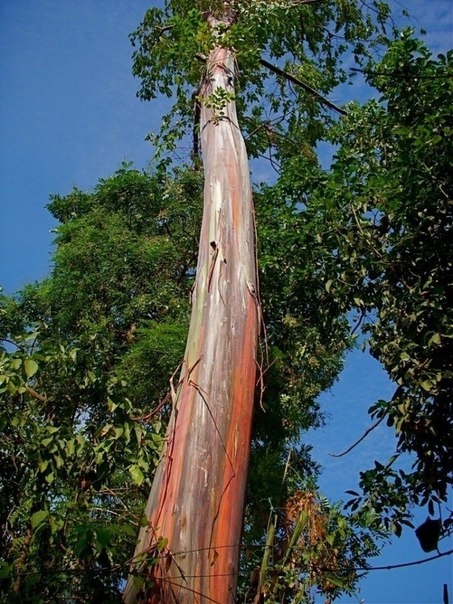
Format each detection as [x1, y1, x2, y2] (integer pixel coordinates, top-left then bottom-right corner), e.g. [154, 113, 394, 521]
[276, 33, 453, 536]
[0, 165, 202, 601]
[8, 2, 439, 601]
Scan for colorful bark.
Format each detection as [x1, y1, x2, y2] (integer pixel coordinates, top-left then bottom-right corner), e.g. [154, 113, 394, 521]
[124, 33, 260, 604]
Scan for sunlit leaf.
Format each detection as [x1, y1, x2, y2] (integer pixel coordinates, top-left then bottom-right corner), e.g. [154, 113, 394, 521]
[24, 358, 39, 378]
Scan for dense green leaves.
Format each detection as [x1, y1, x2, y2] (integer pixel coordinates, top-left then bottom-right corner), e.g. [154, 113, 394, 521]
[130, 0, 393, 166]
[0, 335, 163, 601]
[4, 1, 448, 600]
[277, 34, 453, 532]
[0, 166, 203, 600]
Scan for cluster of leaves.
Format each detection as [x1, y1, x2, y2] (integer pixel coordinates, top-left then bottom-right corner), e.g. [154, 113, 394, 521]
[239, 489, 382, 603]
[274, 34, 453, 534]
[0, 340, 157, 602]
[0, 165, 203, 601]
[129, 0, 394, 164]
[5, 1, 446, 600]
[244, 182, 352, 532]
[239, 167, 388, 601]
[126, 1, 399, 560]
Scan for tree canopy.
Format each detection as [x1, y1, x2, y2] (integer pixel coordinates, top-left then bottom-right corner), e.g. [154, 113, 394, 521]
[316, 35, 453, 532]
[129, 0, 392, 166]
[1, 162, 359, 601]
[1, 165, 201, 601]
[266, 32, 453, 535]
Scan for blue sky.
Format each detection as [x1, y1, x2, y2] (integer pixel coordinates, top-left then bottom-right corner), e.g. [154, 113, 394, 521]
[1, 1, 452, 603]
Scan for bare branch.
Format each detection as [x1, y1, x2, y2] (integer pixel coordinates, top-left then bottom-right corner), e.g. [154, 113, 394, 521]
[329, 414, 386, 457]
[260, 58, 347, 115]
[329, 384, 405, 458]
[25, 386, 47, 403]
[363, 548, 453, 572]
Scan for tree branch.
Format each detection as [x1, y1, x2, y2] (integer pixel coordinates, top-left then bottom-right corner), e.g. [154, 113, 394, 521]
[328, 413, 385, 457]
[350, 67, 453, 79]
[329, 385, 404, 457]
[26, 385, 47, 403]
[259, 58, 347, 115]
[362, 548, 453, 571]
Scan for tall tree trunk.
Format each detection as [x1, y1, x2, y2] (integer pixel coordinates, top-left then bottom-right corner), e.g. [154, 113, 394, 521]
[124, 28, 260, 604]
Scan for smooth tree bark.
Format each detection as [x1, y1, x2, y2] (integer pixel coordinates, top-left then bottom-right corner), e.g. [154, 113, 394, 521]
[124, 14, 260, 604]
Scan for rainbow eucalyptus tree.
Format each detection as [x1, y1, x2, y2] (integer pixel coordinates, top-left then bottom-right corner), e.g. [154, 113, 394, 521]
[124, 1, 391, 602]
[125, 13, 260, 604]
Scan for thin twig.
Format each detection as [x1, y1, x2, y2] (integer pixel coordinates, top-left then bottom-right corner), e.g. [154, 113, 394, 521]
[25, 385, 47, 402]
[329, 385, 404, 457]
[329, 414, 385, 457]
[350, 308, 366, 338]
[362, 548, 453, 571]
[350, 67, 453, 79]
[132, 363, 182, 421]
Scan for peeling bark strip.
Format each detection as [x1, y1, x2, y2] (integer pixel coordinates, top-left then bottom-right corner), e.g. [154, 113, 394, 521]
[124, 25, 260, 604]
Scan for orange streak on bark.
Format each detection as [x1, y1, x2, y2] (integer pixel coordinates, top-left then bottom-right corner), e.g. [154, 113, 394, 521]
[209, 294, 258, 604]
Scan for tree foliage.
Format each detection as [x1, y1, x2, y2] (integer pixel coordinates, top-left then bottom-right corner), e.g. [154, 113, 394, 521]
[1, 161, 358, 601]
[130, 0, 393, 165]
[273, 33, 453, 534]
[0, 165, 200, 600]
[124, 2, 398, 600]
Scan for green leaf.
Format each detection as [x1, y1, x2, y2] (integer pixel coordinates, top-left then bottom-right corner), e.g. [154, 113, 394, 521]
[132, 575, 145, 592]
[0, 561, 11, 580]
[129, 464, 145, 485]
[30, 509, 49, 529]
[66, 439, 75, 456]
[24, 358, 39, 378]
[10, 357, 22, 370]
[95, 528, 112, 551]
[49, 514, 64, 535]
[38, 459, 49, 472]
[428, 333, 441, 346]
[325, 279, 334, 293]
[420, 380, 433, 392]
[107, 398, 118, 412]
[156, 536, 168, 551]
[45, 471, 55, 484]
[322, 574, 348, 589]
[119, 524, 137, 538]
[326, 533, 335, 546]
[54, 454, 64, 469]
